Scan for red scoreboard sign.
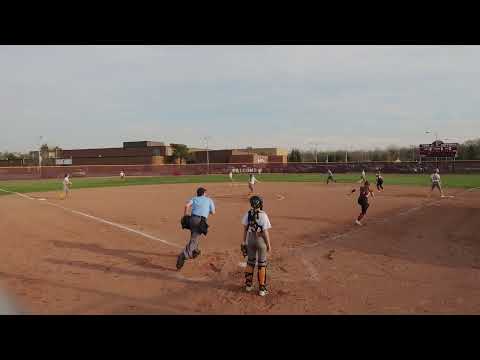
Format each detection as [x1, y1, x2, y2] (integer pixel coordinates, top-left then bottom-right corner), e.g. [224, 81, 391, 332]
[419, 141, 459, 158]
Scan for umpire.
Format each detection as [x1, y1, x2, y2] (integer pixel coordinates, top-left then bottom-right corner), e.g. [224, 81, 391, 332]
[177, 187, 215, 270]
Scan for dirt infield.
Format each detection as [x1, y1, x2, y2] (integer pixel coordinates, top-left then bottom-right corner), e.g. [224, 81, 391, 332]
[1, 181, 480, 314]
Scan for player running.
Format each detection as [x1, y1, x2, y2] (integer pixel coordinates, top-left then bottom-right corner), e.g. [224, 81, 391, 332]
[176, 187, 215, 270]
[62, 173, 72, 199]
[241, 196, 272, 297]
[326, 169, 336, 184]
[359, 169, 367, 183]
[430, 168, 445, 198]
[248, 173, 260, 194]
[376, 171, 384, 191]
[350, 180, 375, 226]
[120, 169, 126, 180]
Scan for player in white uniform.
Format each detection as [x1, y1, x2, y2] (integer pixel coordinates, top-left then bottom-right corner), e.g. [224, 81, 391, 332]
[248, 174, 259, 194]
[120, 169, 126, 180]
[326, 169, 336, 184]
[241, 196, 272, 297]
[228, 170, 233, 184]
[62, 174, 72, 199]
[430, 168, 445, 197]
[359, 169, 367, 184]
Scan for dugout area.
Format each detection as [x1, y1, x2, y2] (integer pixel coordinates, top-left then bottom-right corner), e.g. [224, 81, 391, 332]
[0, 181, 480, 314]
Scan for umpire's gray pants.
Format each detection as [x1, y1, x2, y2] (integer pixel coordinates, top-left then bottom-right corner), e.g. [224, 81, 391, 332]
[246, 232, 267, 268]
[182, 216, 203, 259]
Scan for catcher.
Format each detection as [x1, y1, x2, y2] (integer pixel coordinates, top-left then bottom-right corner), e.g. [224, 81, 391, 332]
[240, 195, 272, 297]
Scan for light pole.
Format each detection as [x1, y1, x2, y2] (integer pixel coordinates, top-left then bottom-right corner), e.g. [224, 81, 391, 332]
[306, 141, 320, 163]
[38, 136, 44, 167]
[203, 136, 211, 175]
[425, 130, 438, 141]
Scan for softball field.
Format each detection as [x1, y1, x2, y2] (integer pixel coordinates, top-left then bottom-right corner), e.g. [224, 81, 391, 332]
[1, 180, 480, 314]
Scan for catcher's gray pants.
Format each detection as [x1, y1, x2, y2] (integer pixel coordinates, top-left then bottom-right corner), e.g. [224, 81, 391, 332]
[246, 232, 267, 268]
[182, 215, 203, 259]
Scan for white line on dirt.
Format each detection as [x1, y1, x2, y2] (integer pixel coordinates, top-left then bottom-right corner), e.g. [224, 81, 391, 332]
[0, 188, 35, 200]
[0, 188, 182, 249]
[297, 186, 478, 250]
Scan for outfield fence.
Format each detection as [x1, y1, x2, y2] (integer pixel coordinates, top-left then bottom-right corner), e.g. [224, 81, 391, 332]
[1, 160, 480, 181]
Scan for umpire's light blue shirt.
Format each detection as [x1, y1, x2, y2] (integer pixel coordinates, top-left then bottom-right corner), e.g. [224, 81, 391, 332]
[188, 196, 215, 218]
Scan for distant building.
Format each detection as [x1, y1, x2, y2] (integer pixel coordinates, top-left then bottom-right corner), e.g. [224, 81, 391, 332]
[190, 147, 288, 164]
[59, 141, 176, 166]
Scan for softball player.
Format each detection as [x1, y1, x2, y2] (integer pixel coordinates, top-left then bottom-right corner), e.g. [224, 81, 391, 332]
[248, 174, 259, 194]
[359, 169, 367, 183]
[326, 169, 336, 184]
[376, 171, 384, 191]
[241, 196, 272, 297]
[120, 169, 126, 180]
[228, 170, 233, 184]
[176, 187, 215, 270]
[350, 180, 374, 226]
[62, 174, 72, 199]
[430, 169, 445, 197]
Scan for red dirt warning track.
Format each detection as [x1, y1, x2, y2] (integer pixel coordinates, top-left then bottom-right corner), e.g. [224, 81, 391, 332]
[0, 181, 479, 314]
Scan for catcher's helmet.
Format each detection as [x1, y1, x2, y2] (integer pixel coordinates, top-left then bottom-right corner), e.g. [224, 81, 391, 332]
[249, 195, 263, 210]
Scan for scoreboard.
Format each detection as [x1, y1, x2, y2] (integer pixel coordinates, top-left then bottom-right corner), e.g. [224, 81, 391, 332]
[419, 140, 458, 158]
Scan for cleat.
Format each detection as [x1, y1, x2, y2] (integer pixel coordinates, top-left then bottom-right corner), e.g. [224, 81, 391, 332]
[259, 286, 268, 297]
[246, 285, 254, 292]
[176, 254, 186, 270]
[355, 220, 362, 226]
[192, 249, 201, 259]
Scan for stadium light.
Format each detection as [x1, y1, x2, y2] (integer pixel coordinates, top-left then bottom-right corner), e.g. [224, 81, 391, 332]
[203, 136, 212, 174]
[425, 130, 438, 141]
[38, 136, 44, 167]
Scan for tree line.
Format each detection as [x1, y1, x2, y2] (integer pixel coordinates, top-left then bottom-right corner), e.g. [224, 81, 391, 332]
[288, 138, 480, 162]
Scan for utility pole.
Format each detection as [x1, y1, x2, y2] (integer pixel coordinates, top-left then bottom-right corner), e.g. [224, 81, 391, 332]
[203, 136, 211, 175]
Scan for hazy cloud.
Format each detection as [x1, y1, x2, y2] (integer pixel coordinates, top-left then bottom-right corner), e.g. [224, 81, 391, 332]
[1, 45, 479, 152]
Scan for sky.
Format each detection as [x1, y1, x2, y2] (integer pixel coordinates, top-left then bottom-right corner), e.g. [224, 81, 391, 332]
[1, 45, 479, 153]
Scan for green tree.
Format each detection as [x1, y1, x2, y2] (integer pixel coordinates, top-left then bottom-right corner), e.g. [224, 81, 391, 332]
[288, 149, 302, 162]
[171, 144, 189, 163]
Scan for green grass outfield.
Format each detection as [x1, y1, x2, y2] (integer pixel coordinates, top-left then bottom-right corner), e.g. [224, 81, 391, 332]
[1, 173, 480, 196]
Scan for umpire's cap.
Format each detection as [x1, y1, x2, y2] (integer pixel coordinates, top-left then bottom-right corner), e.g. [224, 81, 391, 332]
[197, 187, 207, 196]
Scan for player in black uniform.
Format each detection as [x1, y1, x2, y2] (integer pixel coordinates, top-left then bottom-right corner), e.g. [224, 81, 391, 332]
[350, 180, 375, 226]
[376, 171, 384, 191]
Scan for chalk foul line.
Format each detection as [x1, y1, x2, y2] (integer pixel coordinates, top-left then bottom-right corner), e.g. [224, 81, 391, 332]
[0, 188, 182, 249]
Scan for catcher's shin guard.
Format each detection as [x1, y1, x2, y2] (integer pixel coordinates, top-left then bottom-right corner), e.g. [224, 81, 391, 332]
[245, 264, 254, 287]
[257, 265, 267, 287]
[241, 243, 248, 257]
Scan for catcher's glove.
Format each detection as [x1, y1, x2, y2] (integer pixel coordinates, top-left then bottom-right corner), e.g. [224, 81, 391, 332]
[241, 243, 247, 257]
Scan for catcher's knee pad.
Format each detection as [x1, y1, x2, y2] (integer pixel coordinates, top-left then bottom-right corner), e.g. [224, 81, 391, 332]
[247, 257, 257, 267]
[245, 264, 254, 286]
[257, 265, 267, 286]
